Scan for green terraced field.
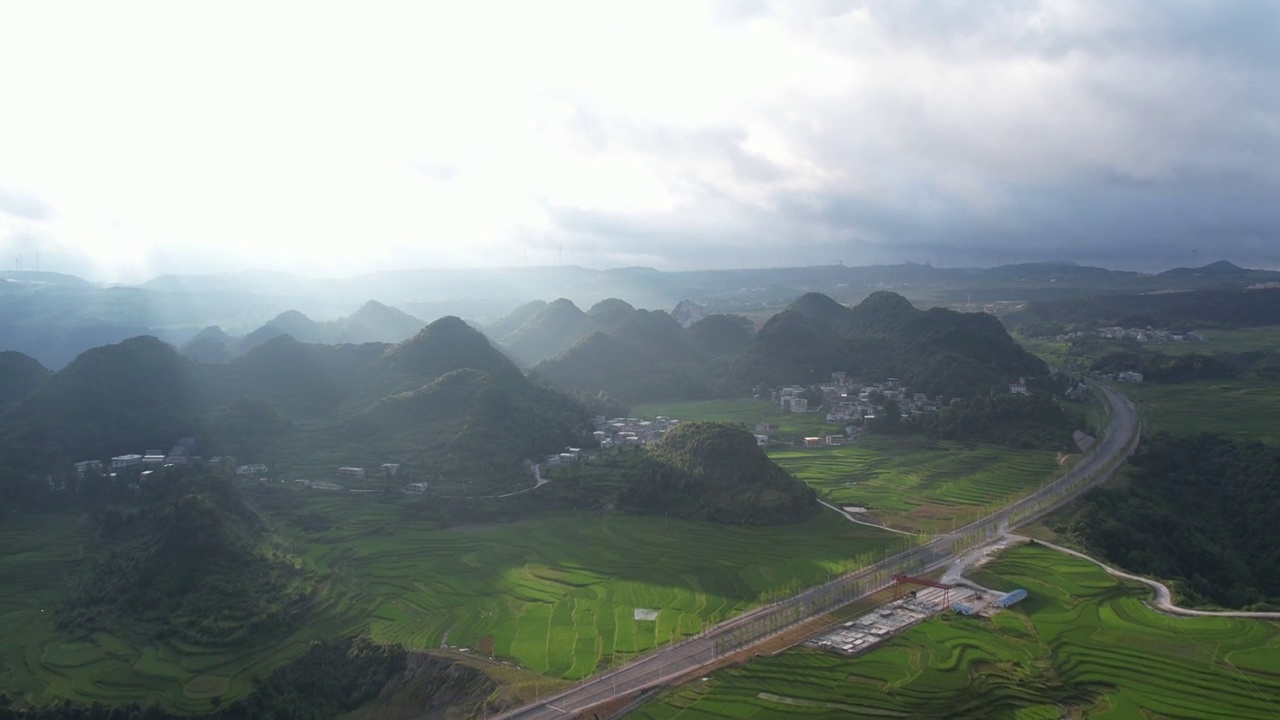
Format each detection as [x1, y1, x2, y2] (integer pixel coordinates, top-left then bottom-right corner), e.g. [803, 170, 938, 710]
[0, 498, 900, 711]
[770, 437, 1062, 534]
[635, 544, 1280, 719]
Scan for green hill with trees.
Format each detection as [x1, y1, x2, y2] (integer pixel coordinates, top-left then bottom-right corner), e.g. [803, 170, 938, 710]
[0, 316, 592, 505]
[0, 350, 50, 414]
[1057, 432, 1280, 610]
[58, 467, 311, 645]
[738, 291, 1047, 398]
[1, 336, 206, 472]
[525, 291, 1046, 404]
[618, 421, 818, 524]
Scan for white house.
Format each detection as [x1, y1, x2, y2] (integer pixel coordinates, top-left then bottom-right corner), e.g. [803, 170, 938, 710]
[381, 463, 401, 477]
[337, 466, 366, 479]
[237, 464, 269, 476]
[404, 482, 429, 493]
[1118, 371, 1144, 383]
[111, 454, 143, 469]
[754, 434, 769, 446]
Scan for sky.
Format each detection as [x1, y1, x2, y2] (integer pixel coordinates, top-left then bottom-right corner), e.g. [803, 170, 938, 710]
[1, 0, 1278, 283]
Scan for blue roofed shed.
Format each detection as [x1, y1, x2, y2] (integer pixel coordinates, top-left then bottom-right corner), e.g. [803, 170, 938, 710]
[995, 589, 1028, 608]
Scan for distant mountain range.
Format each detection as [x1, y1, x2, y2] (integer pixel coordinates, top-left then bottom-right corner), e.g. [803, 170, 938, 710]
[5, 260, 1278, 369]
[180, 300, 428, 362]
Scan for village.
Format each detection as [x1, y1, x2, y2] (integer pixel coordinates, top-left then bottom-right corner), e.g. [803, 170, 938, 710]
[1054, 326, 1209, 344]
[575, 370, 1048, 456]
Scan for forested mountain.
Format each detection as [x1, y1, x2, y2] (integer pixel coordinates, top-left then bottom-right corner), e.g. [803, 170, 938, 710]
[1, 336, 206, 471]
[0, 350, 50, 414]
[736, 291, 1047, 398]
[58, 467, 309, 645]
[0, 317, 591, 506]
[1060, 433, 1280, 610]
[524, 291, 1045, 404]
[687, 314, 755, 357]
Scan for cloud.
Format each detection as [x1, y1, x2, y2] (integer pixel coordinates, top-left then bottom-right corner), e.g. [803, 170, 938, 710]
[0, 0, 1278, 280]
[0, 186, 52, 221]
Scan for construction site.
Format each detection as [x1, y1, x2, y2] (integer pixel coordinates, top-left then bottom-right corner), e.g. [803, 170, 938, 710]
[806, 574, 1027, 657]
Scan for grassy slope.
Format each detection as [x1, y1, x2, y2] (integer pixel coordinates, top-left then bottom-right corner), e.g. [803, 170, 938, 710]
[634, 545, 1280, 720]
[0, 494, 900, 711]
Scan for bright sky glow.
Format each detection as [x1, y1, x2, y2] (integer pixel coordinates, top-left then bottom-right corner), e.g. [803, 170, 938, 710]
[1, 1, 1278, 281]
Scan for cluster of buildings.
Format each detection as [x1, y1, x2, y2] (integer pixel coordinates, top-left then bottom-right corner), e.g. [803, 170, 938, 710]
[773, 374, 950, 429]
[1056, 327, 1209, 344]
[589, 416, 680, 450]
[74, 437, 198, 482]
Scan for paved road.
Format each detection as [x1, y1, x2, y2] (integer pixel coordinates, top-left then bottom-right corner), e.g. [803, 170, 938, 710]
[496, 383, 1140, 719]
[1017, 535, 1280, 620]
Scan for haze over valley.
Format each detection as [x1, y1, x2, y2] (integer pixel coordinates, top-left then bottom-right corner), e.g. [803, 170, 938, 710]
[3, 2, 1280, 718]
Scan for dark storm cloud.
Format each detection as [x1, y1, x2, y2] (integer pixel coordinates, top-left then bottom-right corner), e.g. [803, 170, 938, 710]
[541, 0, 1280, 271]
[0, 186, 52, 221]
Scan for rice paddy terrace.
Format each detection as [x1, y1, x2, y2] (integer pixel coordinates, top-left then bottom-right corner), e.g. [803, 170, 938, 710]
[770, 438, 1062, 534]
[633, 544, 1280, 719]
[0, 496, 901, 712]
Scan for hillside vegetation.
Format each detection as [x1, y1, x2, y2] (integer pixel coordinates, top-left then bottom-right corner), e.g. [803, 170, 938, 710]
[0, 316, 591, 506]
[545, 420, 814, 520]
[1, 336, 205, 472]
[0, 350, 50, 414]
[58, 467, 311, 645]
[740, 291, 1047, 398]
[1059, 432, 1280, 609]
[1090, 348, 1280, 383]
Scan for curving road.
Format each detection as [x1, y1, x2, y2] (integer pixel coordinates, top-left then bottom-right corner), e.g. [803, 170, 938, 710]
[1015, 535, 1280, 620]
[496, 382, 1140, 719]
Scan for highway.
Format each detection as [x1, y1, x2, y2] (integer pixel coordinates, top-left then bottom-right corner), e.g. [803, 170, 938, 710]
[496, 382, 1139, 719]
